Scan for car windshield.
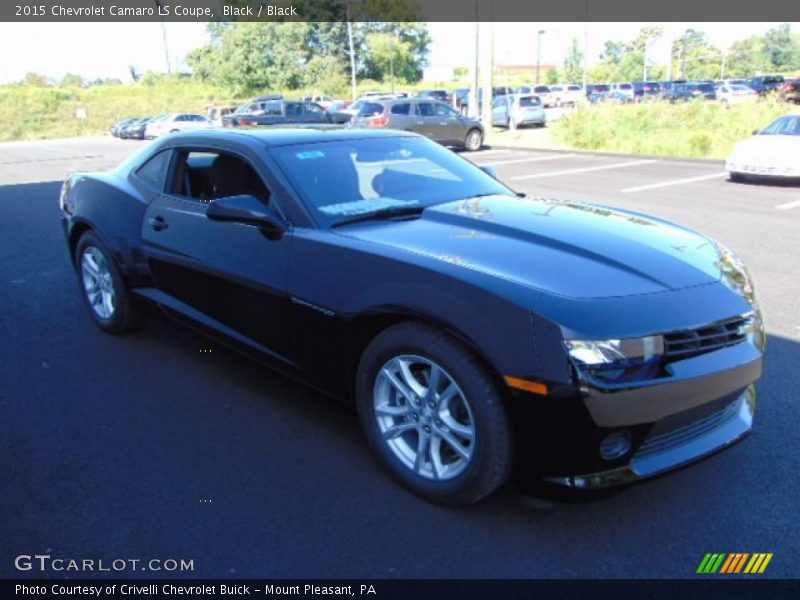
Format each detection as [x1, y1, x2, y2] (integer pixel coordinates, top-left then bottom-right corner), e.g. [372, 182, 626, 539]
[592, 85, 610, 92]
[269, 136, 515, 226]
[758, 115, 800, 136]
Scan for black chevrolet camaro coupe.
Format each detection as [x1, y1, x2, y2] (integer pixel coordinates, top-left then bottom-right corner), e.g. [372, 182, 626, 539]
[60, 128, 765, 504]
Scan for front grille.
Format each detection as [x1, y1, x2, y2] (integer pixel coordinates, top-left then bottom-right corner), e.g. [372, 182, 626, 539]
[636, 399, 741, 459]
[664, 315, 750, 361]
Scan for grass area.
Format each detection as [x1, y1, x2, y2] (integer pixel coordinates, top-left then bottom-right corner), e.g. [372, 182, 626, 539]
[0, 79, 240, 141]
[550, 99, 793, 159]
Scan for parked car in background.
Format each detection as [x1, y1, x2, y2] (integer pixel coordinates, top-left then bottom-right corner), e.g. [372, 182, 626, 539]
[632, 81, 663, 100]
[727, 111, 800, 181]
[611, 82, 635, 102]
[516, 85, 553, 107]
[120, 116, 162, 140]
[350, 98, 484, 151]
[587, 84, 611, 103]
[454, 88, 470, 113]
[325, 101, 356, 124]
[748, 75, 785, 97]
[779, 79, 800, 104]
[547, 84, 583, 106]
[301, 95, 336, 109]
[416, 89, 453, 104]
[223, 100, 331, 127]
[491, 94, 546, 129]
[359, 91, 389, 100]
[715, 83, 758, 105]
[145, 113, 212, 139]
[666, 82, 717, 102]
[111, 118, 137, 137]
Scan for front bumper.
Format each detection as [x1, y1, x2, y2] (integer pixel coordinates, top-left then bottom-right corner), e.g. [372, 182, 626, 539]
[546, 385, 755, 489]
[510, 340, 762, 489]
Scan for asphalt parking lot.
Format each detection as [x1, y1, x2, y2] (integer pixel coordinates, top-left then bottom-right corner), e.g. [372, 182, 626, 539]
[1, 136, 799, 579]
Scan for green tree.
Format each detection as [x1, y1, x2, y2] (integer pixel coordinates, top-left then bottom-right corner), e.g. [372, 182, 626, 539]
[60, 73, 83, 87]
[562, 38, 584, 84]
[762, 23, 799, 71]
[303, 55, 348, 96]
[545, 67, 560, 85]
[22, 72, 49, 87]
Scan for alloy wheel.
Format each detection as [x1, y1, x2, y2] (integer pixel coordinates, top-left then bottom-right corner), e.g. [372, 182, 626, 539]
[81, 246, 115, 320]
[373, 355, 476, 481]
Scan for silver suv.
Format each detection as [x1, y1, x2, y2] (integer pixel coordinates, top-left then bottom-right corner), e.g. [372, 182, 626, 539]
[351, 99, 484, 151]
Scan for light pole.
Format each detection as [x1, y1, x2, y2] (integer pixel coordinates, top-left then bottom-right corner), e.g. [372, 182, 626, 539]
[154, 0, 171, 75]
[337, 0, 360, 101]
[536, 29, 546, 84]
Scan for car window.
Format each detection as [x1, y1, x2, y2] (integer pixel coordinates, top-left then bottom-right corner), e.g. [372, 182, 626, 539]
[534, 86, 549, 93]
[285, 102, 303, 116]
[168, 150, 271, 204]
[358, 102, 384, 116]
[518, 96, 541, 107]
[268, 137, 513, 226]
[135, 150, 172, 190]
[391, 103, 411, 115]
[416, 102, 434, 117]
[433, 103, 458, 118]
[303, 102, 324, 114]
[264, 102, 282, 116]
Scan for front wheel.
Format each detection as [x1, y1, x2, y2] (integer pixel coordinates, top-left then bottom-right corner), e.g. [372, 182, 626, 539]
[463, 128, 483, 151]
[355, 322, 513, 505]
[75, 231, 143, 333]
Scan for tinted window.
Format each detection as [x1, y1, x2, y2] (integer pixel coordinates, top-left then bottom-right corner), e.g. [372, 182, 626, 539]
[135, 150, 171, 189]
[303, 102, 324, 114]
[358, 102, 384, 116]
[534, 86, 550, 93]
[518, 96, 541, 107]
[433, 103, 458, 117]
[169, 151, 270, 204]
[265, 102, 282, 116]
[391, 103, 411, 115]
[285, 102, 303, 116]
[416, 102, 434, 116]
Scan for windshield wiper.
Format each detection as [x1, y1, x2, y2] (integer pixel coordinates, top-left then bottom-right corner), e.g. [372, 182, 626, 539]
[331, 206, 425, 227]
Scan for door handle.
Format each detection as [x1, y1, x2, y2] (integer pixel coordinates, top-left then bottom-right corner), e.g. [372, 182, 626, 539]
[148, 215, 168, 231]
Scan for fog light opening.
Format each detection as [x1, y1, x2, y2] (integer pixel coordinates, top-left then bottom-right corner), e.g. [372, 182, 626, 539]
[600, 430, 632, 461]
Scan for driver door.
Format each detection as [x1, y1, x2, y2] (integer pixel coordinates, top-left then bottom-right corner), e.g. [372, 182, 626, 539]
[140, 148, 293, 364]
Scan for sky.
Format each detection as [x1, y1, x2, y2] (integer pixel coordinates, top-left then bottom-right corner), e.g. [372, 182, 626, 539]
[0, 22, 795, 84]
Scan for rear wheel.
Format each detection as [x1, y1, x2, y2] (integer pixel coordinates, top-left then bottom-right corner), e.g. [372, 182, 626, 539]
[75, 231, 143, 333]
[355, 322, 512, 505]
[464, 128, 483, 151]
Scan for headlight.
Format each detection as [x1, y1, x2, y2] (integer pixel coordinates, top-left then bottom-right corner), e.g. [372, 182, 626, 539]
[715, 242, 757, 306]
[564, 336, 664, 369]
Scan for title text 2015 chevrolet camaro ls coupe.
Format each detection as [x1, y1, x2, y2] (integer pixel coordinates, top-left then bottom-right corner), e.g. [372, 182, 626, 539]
[60, 129, 765, 504]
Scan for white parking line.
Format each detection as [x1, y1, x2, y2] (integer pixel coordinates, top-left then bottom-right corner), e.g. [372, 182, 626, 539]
[476, 153, 577, 167]
[470, 149, 514, 156]
[621, 172, 728, 193]
[510, 159, 658, 181]
[776, 199, 800, 210]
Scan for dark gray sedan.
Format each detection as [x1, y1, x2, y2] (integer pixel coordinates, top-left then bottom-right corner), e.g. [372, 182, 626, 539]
[351, 98, 484, 151]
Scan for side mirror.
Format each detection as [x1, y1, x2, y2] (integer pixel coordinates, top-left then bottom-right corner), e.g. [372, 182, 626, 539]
[480, 165, 498, 179]
[207, 194, 286, 238]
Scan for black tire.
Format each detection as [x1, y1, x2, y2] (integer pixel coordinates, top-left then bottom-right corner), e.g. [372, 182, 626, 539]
[729, 172, 746, 183]
[464, 128, 483, 152]
[355, 322, 512, 505]
[74, 231, 143, 333]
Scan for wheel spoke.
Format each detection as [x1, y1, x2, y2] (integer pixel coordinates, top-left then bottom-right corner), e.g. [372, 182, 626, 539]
[397, 358, 426, 397]
[382, 421, 417, 440]
[429, 435, 444, 480]
[437, 382, 459, 407]
[381, 366, 415, 405]
[437, 427, 470, 460]
[414, 432, 430, 474]
[375, 403, 410, 418]
[442, 413, 474, 441]
[426, 364, 443, 399]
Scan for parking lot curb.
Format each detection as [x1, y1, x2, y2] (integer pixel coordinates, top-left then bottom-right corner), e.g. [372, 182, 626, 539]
[483, 144, 726, 167]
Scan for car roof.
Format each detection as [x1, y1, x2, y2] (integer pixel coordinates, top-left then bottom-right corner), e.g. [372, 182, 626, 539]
[160, 126, 418, 148]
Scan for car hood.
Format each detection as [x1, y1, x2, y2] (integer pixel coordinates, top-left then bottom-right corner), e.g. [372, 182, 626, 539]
[340, 195, 723, 300]
[728, 135, 800, 165]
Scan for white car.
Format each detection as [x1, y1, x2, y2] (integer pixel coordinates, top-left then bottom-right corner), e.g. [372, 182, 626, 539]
[144, 113, 212, 139]
[716, 84, 757, 105]
[549, 84, 583, 106]
[301, 95, 336, 109]
[516, 84, 554, 107]
[726, 112, 800, 181]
